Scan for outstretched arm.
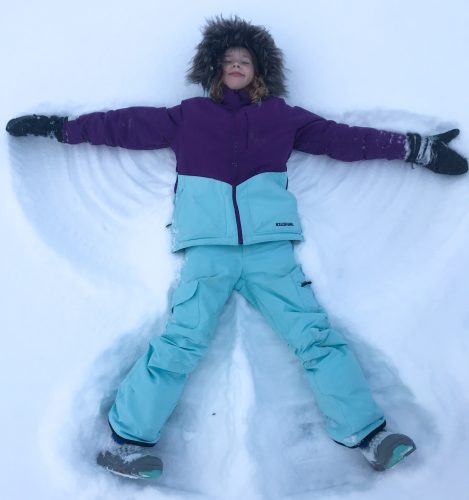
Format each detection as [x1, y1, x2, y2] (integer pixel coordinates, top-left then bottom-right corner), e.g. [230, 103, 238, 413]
[290, 105, 467, 175]
[6, 105, 182, 151]
[291, 105, 406, 162]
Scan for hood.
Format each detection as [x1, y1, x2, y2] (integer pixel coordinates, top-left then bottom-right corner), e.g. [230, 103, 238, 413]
[186, 15, 288, 97]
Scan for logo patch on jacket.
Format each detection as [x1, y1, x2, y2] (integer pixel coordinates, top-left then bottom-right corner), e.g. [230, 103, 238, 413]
[275, 222, 294, 227]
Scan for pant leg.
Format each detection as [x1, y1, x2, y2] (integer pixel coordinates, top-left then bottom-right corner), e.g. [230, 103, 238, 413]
[236, 241, 385, 446]
[109, 245, 241, 445]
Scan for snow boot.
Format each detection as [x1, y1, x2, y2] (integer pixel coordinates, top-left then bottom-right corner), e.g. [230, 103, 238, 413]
[97, 440, 163, 479]
[359, 430, 416, 471]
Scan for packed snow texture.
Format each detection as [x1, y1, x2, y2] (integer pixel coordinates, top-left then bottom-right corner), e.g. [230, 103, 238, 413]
[1, 1, 469, 499]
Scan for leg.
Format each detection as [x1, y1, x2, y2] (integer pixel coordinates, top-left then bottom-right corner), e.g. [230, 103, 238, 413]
[109, 245, 240, 444]
[236, 241, 385, 446]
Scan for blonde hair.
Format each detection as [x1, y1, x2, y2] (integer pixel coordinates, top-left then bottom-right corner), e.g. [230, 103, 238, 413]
[209, 71, 270, 104]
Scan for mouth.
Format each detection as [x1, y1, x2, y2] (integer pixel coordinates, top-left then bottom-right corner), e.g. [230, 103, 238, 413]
[229, 72, 245, 77]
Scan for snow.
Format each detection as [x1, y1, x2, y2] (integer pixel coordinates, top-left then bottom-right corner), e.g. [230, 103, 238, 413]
[1, 0, 469, 498]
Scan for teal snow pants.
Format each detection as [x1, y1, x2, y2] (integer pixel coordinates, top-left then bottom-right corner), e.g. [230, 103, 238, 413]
[109, 241, 385, 447]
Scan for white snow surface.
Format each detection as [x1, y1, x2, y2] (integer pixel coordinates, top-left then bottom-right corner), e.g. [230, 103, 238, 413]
[1, 1, 469, 499]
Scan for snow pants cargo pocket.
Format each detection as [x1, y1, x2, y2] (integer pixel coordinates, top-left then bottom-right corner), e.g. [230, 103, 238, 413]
[289, 265, 325, 316]
[170, 279, 200, 330]
[146, 280, 202, 376]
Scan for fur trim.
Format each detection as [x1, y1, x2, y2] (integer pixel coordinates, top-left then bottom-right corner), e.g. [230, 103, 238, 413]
[186, 15, 287, 97]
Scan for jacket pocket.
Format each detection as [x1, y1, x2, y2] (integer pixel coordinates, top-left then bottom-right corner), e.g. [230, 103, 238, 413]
[245, 172, 301, 236]
[172, 176, 228, 241]
[170, 280, 200, 329]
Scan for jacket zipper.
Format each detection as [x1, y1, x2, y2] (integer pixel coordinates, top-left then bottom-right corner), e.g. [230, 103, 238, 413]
[232, 116, 244, 245]
[232, 184, 243, 244]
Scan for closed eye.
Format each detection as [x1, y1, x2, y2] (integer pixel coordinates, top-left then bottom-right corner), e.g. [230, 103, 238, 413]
[224, 60, 251, 65]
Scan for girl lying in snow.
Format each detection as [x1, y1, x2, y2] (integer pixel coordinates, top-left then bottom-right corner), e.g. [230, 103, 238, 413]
[6, 15, 467, 479]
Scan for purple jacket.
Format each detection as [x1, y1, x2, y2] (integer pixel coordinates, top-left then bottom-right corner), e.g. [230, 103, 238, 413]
[62, 85, 407, 250]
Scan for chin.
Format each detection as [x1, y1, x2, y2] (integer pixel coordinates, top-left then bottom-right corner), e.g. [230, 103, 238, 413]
[226, 81, 249, 90]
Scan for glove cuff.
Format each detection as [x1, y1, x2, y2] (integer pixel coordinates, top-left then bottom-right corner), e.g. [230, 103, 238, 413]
[406, 132, 435, 166]
[51, 116, 67, 142]
[405, 133, 421, 163]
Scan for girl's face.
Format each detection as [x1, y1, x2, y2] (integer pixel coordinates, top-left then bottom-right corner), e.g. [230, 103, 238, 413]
[221, 47, 255, 90]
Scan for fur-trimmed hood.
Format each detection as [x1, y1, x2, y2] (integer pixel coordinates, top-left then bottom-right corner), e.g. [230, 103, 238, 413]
[186, 15, 287, 97]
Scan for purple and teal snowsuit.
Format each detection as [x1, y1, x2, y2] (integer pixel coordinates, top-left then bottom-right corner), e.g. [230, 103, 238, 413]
[63, 85, 407, 446]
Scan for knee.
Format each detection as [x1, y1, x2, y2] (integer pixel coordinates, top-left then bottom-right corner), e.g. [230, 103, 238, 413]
[147, 335, 207, 375]
[295, 328, 349, 366]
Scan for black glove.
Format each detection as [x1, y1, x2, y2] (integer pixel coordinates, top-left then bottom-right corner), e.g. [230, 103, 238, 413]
[405, 129, 468, 175]
[6, 114, 67, 142]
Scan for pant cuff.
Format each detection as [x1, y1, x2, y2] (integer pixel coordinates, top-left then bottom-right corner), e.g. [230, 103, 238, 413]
[333, 420, 387, 449]
[108, 421, 157, 448]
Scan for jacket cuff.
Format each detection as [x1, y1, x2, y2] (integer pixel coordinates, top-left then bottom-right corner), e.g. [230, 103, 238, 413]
[61, 117, 84, 144]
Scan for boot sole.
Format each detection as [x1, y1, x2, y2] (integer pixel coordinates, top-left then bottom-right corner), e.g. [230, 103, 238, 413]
[97, 451, 163, 479]
[374, 434, 416, 471]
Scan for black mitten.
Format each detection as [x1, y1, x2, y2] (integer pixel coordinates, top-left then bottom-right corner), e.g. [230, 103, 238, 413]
[405, 129, 468, 175]
[6, 114, 67, 142]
